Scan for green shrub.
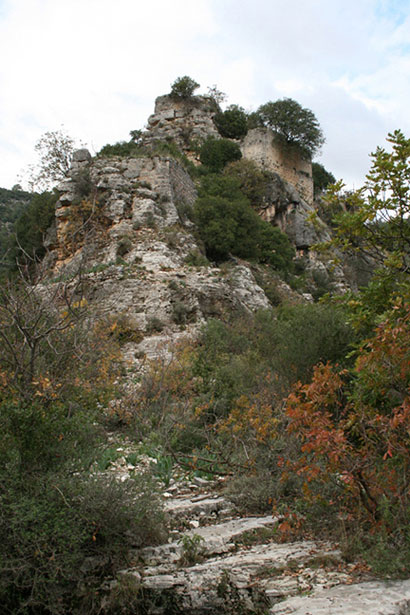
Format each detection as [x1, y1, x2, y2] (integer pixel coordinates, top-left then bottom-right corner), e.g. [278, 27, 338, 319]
[253, 303, 356, 386]
[255, 220, 295, 271]
[146, 316, 165, 334]
[116, 236, 133, 257]
[8, 191, 58, 270]
[225, 471, 282, 514]
[213, 105, 248, 139]
[178, 534, 206, 566]
[175, 200, 194, 224]
[193, 193, 257, 261]
[0, 398, 98, 476]
[184, 249, 209, 267]
[311, 268, 335, 300]
[171, 300, 192, 325]
[223, 159, 268, 208]
[98, 141, 145, 157]
[194, 175, 294, 270]
[170, 75, 200, 99]
[199, 137, 242, 172]
[0, 472, 166, 614]
[312, 162, 335, 196]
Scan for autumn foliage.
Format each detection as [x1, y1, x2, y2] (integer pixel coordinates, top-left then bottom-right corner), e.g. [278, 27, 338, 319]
[284, 302, 410, 532]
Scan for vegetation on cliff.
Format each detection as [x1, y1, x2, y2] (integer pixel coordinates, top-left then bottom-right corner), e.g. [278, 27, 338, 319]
[0, 76, 409, 611]
[115, 130, 410, 579]
[257, 98, 325, 159]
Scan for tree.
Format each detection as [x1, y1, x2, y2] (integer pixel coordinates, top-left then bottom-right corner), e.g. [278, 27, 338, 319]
[170, 75, 200, 99]
[326, 130, 410, 276]
[26, 129, 77, 191]
[7, 191, 57, 271]
[223, 159, 268, 208]
[257, 98, 325, 159]
[213, 105, 248, 139]
[194, 174, 294, 269]
[206, 84, 227, 107]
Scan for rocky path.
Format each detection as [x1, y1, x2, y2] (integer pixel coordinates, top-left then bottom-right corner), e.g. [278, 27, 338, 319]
[102, 441, 410, 614]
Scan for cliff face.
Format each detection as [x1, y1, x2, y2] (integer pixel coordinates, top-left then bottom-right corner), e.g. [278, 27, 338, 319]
[43, 92, 349, 364]
[47, 146, 284, 365]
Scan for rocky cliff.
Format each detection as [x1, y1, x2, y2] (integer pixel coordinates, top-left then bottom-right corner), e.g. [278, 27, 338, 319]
[35, 94, 405, 614]
[43, 92, 351, 364]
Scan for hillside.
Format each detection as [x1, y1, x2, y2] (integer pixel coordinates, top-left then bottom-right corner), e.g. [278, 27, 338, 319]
[1, 90, 409, 615]
[38, 91, 352, 365]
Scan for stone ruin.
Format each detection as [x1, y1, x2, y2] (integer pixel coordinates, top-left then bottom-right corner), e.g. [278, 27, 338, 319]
[143, 93, 314, 204]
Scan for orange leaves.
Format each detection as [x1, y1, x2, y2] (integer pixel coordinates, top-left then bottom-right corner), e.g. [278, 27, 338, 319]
[218, 393, 279, 446]
[283, 302, 410, 527]
[32, 375, 60, 400]
[286, 362, 349, 465]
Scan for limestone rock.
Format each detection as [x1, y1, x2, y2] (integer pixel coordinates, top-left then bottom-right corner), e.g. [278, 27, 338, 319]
[270, 580, 410, 615]
[72, 148, 92, 163]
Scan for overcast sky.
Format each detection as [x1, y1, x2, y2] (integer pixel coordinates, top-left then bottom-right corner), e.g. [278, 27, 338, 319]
[0, 0, 409, 190]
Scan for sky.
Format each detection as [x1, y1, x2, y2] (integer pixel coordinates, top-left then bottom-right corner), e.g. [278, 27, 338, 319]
[0, 0, 409, 190]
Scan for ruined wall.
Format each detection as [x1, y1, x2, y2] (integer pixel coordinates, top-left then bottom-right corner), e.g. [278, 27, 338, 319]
[144, 96, 314, 205]
[144, 95, 219, 160]
[241, 128, 314, 204]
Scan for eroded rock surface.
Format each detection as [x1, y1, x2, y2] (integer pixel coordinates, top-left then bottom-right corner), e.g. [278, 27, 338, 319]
[95, 436, 410, 615]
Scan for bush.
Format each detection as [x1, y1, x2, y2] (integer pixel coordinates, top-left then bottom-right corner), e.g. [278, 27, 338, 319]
[255, 220, 295, 272]
[213, 105, 248, 139]
[7, 191, 58, 271]
[0, 472, 166, 614]
[98, 140, 145, 157]
[312, 162, 335, 196]
[193, 175, 294, 270]
[194, 193, 258, 261]
[0, 271, 166, 613]
[199, 137, 242, 172]
[282, 302, 410, 574]
[223, 159, 268, 208]
[170, 75, 200, 99]
[254, 303, 356, 387]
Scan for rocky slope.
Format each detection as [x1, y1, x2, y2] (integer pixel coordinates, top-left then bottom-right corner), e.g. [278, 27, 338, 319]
[100, 445, 410, 615]
[40, 92, 350, 366]
[35, 92, 409, 613]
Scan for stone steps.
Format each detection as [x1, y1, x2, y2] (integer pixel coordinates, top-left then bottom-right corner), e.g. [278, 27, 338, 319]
[125, 479, 355, 613]
[105, 457, 410, 614]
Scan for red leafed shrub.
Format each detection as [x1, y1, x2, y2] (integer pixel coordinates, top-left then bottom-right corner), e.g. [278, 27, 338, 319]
[284, 301, 410, 529]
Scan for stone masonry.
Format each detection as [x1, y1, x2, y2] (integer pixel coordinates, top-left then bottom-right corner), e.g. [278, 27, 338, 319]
[241, 128, 314, 205]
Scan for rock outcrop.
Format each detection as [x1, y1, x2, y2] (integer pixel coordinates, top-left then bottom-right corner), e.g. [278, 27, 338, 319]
[99, 443, 410, 615]
[44, 90, 351, 361]
[257, 171, 330, 249]
[47, 149, 274, 365]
